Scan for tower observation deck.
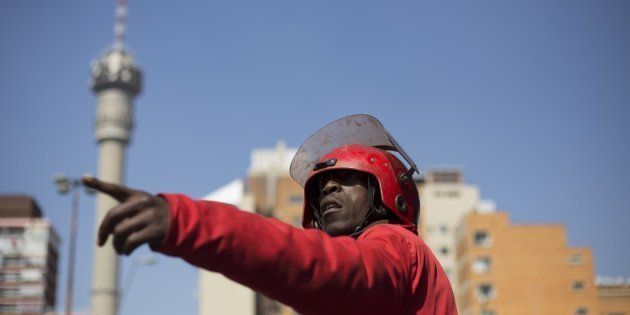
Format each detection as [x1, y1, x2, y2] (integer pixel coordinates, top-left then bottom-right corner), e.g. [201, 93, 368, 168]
[90, 49, 142, 143]
[91, 49, 141, 96]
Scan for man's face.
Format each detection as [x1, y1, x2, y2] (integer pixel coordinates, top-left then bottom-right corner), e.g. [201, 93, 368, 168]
[317, 170, 370, 236]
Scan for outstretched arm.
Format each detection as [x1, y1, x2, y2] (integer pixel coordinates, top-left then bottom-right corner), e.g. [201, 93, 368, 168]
[83, 177, 420, 315]
[155, 194, 418, 315]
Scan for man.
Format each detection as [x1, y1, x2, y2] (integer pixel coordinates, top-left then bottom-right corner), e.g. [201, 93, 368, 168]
[84, 115, 457, 314]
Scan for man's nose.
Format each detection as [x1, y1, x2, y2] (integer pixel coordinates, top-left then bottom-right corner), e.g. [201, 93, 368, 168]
[320, 179, 341, 196]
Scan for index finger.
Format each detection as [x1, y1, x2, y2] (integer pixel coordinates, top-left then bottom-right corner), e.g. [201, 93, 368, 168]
[82, 176, 134, 202]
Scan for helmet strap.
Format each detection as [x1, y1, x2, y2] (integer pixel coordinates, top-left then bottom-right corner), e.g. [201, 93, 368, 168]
[309, 197, 328, 233]
[352, 176, 387, 234]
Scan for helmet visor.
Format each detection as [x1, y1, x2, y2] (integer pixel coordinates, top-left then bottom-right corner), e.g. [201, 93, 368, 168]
[290, 114, 418, 187]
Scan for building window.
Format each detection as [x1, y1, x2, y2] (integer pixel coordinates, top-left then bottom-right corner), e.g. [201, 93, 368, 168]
[434, 190, 460, 198]
[476, 283, 496, 302]
[431, 171, 461, 183]
[20, 285, 44, 297]
[288, 194, 303, 204]
[17, 304, 43, 314]
[0, 305, 18, 313]
[574, 307, 588, 315]
[0, 288, 19, 297]
[473, 231, 491, 247]
[440, 247, 450, 256]
[473, 257, 492, 274]
[25, 257, 45, 267]
[0, 227, 24, 235]
[571, 281, 586, 292]
[0, 272, 20, 282]
[439, 224, 449, 234]
[20, 269, 42, 282]
[2, 257, 23, 267]
[567, 253, 584, 265]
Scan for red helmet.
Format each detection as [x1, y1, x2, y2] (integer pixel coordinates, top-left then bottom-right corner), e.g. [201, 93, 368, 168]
[301, 144, 419, 229]
[290, 114, 420, 232]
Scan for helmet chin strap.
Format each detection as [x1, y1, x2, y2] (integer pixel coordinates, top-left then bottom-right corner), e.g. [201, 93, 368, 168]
[311, 201, 328, 234]
[352, 176, 385, 235]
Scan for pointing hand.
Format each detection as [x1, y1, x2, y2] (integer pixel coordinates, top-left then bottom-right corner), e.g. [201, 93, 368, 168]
[82, 177, 171, 256]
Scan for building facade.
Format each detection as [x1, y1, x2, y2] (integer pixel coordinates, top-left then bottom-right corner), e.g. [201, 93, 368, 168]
[197, 142, 302, 315]
[456, 212, 598, 315]
[596, 277, 630, 315]
[247, 141, 303, 226]
[417, 169, 489, 305]
[198, 179, 257, 315]
[0, 196, 60, 315]
[246, 141, 303, 315]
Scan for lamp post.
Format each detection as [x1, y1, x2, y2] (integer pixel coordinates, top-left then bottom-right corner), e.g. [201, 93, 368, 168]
[53, 173, 94, 315]
[118, 255, 159, 315]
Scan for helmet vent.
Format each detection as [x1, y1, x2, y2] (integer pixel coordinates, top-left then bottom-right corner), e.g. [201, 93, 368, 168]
[395, 194, 407, 213]
[313, 158, 337, 171]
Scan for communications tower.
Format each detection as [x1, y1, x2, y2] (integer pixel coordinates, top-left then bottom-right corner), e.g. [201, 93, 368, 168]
[89, 0, 141, 314]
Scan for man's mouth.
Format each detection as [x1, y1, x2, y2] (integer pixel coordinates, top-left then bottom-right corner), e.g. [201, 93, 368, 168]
[321, 200, 342, 215]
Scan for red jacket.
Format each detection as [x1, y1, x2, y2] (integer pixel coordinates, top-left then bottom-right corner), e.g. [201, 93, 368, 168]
[155, 194, 457, 315]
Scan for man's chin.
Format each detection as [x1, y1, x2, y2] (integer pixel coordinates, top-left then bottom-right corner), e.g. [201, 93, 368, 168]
[323, 221, 352, 236]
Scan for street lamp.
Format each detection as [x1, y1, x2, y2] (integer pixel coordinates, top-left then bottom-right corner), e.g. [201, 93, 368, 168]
[118, 255, 159, 315]
[53, 173, 94, 315]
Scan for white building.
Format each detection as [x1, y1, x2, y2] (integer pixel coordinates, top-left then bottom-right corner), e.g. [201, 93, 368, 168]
[198, 142, 301, 315]
[197, 179, 256, 315]
[417, 169, 495, 307]
[0, 196, 60, 315]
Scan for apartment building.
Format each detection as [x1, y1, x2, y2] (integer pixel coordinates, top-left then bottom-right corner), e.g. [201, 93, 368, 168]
[247, 141, 303, 225]
[246, 141, 302, 315]
[198, 179, 257, 315]
[0, 196, 60, 315]
[417, 168, 491, 305]
[198, 142, 302, 315]
[456, 212, 597, 315]
[596, 277, 630, 315]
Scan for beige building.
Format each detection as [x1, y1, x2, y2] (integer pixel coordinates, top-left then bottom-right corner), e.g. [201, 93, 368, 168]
[417, 169, 494, 304]
[456, 212, 598, 315]
[596, 277, 630, 315]
[198, 142, 302, 315]
[247, 141, 303, 226]
[198, 179, 257, 315]
[0, 196, 60, 315]
[246, 141, 303, 315]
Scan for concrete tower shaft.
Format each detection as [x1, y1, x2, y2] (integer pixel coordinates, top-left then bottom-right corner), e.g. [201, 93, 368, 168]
[90, 48, 141, 315]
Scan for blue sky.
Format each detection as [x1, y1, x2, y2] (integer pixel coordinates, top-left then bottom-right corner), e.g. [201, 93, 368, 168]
[1, 1, 629, 314]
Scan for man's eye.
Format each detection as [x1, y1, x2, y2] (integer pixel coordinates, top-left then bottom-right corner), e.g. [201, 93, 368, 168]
[345, 173, 365, 181]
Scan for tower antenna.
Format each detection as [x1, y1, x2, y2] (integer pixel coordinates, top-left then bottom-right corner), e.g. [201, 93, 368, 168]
[113, 0, 127, 51]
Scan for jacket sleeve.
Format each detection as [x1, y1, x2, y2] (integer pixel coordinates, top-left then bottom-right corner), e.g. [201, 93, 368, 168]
[154, 194, 421, 315]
